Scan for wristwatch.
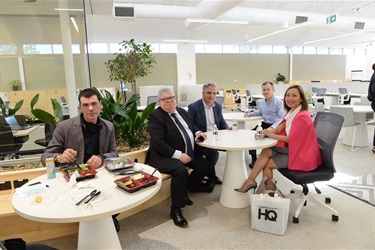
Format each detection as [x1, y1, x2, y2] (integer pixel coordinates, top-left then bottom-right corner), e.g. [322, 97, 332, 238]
[54, 154, 61, 164]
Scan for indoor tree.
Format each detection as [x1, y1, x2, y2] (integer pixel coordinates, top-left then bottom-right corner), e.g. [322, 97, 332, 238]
[105, 39, 156, 95]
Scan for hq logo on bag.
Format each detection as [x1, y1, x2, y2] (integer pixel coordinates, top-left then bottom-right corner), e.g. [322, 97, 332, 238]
[257, 205, 279, 222]
[250, 194, 290, 235]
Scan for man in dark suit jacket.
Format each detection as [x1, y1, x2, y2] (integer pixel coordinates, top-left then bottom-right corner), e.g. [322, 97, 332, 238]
[147, 87, 213, 228]
[188, 83, 229, 184]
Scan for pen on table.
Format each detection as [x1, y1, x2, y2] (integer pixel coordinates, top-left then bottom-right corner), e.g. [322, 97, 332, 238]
[85, 191, 101, 204]
[146, 169, 157, 183]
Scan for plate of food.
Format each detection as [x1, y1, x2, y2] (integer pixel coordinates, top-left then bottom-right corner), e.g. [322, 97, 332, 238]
[114, 172, 159, 193]
[62, 164, 97, 182]
[103, 157, 135, 171]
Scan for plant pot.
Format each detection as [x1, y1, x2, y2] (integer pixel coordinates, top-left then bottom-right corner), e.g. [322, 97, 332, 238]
[277, 81, 284, 84]
[12, 86, 19, 91]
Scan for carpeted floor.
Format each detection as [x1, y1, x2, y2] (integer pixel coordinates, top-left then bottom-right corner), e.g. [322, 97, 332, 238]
[328, 173, 375, 207]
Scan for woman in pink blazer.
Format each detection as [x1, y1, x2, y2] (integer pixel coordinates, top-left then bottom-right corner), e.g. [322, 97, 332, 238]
[235, 85, 322, 193]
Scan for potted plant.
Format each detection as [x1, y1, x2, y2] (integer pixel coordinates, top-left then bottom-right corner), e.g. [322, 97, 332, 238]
[0, 97, 24, 116]
[8, 80, 22, 91]
[276, 73, 286, 84]
[94, 88, 155, 151]
[30, 94, 63, 127]
[105, 39, 156, 95]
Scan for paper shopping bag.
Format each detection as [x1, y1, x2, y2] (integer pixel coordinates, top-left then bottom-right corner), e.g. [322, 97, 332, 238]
[250, 193, 290, 235]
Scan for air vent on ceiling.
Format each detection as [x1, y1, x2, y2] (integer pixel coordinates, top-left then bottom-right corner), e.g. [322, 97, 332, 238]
[295, 16, 308, 24]
[354, 22, 365, 29]
[113, 6, 135, 18]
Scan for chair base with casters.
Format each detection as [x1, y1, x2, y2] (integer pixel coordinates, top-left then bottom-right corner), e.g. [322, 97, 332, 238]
[278, 112, 344, 224]
[278, 168, 339, 224]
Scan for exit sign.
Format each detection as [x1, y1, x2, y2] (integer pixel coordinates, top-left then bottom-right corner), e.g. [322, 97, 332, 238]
[326, 14, 337, 24]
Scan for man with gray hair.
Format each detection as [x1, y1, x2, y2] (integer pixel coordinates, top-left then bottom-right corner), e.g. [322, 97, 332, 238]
[188, 83, 229, 184]
[147, 87, 214, 228]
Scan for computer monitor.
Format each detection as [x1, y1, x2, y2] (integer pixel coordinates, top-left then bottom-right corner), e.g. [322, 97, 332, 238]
[4, 115, 31, 130]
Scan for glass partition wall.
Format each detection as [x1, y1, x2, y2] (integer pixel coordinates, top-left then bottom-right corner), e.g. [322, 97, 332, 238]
[0, 0, 89, 161]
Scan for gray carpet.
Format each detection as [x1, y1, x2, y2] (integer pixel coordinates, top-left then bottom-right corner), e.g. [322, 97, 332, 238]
[328, 173, 375, 207]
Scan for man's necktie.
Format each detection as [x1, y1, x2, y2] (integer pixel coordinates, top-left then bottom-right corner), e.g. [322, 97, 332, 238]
[171, 113, 194, 160]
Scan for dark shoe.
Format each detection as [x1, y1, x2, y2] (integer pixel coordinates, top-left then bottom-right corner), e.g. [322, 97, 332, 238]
[212, 176, 222, 185]
[170, 207, 188, 228]
[234, 181, 257, 193]
[185, 196, 193, 206]
[196, 182, 214, 193]
[248, 162, 255, 169]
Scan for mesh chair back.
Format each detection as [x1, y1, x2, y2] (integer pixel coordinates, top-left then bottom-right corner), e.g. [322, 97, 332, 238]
[314, 112, 344, 173]
[329, 106, 355, 127]
[0, 125, 22, 155]
[246, 90, 250, 96]
[317, 88, 327, 96]
[338, 88, 348, 95]
[215, 96, 225, 106]
[311, 87, 318, 95]
[147, 95, 159, 106]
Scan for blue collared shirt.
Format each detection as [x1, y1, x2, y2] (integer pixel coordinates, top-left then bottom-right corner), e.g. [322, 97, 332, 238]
[251, 96, 285, 128]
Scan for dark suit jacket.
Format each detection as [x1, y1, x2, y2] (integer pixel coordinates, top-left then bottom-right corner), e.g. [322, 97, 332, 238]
[148, 106, 199, 164]
[41, 115, 118, 165]
[188, 99, 228, 132]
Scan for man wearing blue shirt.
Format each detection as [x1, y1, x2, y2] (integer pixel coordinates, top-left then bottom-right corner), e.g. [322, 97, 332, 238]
[245, 81, 285, 168]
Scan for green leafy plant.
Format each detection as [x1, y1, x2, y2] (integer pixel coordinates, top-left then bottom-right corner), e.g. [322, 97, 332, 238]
[105, 39, 156, 95]
[0, 97, 24, 116]
[276, 73, 286, 82]
[94, 87, 155, 148]
[30, 94, 63, 127]
[8, 80, 22, 91]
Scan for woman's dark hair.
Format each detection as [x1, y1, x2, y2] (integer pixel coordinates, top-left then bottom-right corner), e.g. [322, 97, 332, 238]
[283, 85, 308, 112]
[372, 63, 375, 71]
[78, 88, 101, 103]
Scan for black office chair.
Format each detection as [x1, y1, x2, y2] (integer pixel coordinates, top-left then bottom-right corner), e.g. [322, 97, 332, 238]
[231, 89, 241, 111]
[316, 88, 327, 105]
[0, 125, 23, 160]
[34, 123, 55, 147]
[278, 112, 344, 224]
[245, 89, 256, 109]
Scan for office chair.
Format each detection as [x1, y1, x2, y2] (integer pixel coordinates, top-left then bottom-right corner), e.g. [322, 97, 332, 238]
[146, 95, 159, 106]
[0, 125, 22, 160]
[215, 96, 225, 107]
[330, 106, 362, 151]
[338, 88, 350, 105]
[311, 87, 318, 96]
[34, 123, 55, 147]
[231, 89, 241, 111]
[245, 90, 256, 109]
[316, 88, 327, 104]
[60, 96, 68, 106]
[278, 112, 344, 224]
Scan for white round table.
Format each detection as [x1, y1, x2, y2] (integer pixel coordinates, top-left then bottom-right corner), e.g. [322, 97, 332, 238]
[198, 130, 277, 208]
[12, 163, 161, 250]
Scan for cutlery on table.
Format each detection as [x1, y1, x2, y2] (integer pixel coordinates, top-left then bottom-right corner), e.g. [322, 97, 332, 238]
[75, 189, 97, 206]
[146, 169, 157, 183]
[85, 191, 101, 204]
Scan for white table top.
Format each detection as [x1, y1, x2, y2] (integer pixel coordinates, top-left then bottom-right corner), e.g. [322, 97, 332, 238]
[12, 163, 161, 224]
[12, 125, 40, 137]
[199, 129, 277, 151]
[328, 105, 373, 113]
[223, 112, 263, 122]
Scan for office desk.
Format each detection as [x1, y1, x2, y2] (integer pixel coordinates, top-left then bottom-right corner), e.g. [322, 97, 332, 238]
[12, 163, 161, 250]
[329, 105, 373, 147]
[12, 125, 40, 137]
[199, 130, 277, 208]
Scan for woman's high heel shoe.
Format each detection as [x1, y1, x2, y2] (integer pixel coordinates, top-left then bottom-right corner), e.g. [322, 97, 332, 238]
[234, 181, 257, 193]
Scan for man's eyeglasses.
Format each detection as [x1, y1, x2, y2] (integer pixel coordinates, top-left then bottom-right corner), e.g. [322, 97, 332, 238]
[159, 96, 176, 103]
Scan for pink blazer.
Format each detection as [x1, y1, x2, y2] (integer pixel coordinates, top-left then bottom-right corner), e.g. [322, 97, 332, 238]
[283, 110, 322, 171]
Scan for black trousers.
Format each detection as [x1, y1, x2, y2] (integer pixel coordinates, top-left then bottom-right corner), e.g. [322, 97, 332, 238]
[249, 121, 272, 161]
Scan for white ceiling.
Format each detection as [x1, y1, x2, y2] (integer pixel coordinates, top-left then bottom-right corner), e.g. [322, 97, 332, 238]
[1, 0, 374, 48]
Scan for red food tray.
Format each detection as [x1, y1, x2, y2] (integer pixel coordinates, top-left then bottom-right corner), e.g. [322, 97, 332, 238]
[62, 165, 97, 182]
[114, 172, 159, 193]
